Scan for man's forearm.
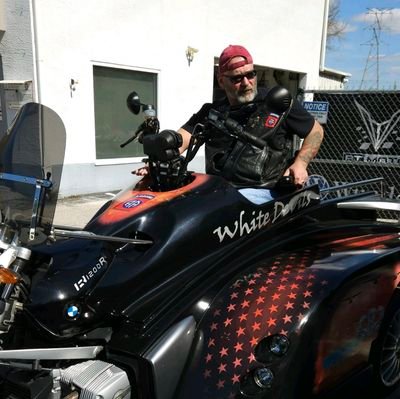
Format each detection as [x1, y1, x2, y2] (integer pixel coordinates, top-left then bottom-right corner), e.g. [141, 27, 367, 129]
[296, 121, 324, 166]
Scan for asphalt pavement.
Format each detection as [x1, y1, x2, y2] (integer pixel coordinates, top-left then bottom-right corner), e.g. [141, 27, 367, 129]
[54, 191, 116, 228]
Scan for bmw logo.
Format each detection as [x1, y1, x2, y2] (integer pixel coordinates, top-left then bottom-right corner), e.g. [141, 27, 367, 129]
[66, 305, 80, 319]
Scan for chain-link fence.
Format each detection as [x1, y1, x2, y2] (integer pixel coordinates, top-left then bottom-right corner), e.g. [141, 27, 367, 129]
[300, 90, 400, 207]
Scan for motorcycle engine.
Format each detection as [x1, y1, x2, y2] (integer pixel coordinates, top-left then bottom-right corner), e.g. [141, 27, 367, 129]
[1, 360, 131, 399]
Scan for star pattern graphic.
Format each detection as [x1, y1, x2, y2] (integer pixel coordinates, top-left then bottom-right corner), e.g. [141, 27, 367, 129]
[188, 232, 400, 398]
[199, 249, 330, 398]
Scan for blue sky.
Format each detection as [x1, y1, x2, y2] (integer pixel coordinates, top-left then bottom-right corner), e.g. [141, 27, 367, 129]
[325, 0, 400, 89]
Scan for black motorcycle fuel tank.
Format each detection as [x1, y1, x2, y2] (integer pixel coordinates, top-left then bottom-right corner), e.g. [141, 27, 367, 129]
[25, 174, 320, 338]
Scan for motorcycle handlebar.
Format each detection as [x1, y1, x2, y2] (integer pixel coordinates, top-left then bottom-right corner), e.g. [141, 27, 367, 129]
[224, 117, 266, 149]
[207, 109, 265, 150]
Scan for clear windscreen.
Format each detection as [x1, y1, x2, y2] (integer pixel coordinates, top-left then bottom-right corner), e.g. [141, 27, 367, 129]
[0, 103, 66, 243]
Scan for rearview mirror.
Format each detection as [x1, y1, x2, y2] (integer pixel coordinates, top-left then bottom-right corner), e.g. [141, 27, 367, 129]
[126, 91, 142, 115]
[265, 86, 293, 114]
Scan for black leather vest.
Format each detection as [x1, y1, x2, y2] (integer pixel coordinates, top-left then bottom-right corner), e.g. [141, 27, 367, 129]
[205, 103, 293, 188]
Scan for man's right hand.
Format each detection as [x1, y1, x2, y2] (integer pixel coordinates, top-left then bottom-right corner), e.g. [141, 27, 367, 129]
[132, 166, 149, 176]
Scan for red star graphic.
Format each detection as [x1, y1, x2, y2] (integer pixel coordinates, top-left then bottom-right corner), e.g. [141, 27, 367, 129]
[308, 274, 316, 280]
[204, 369, 211, 378]
[205, 353, 213, 363]
[266, 278, 274, 284]
[239, 313, 248, 322]
[219, 347, 229, 357]
[241, 300, 250, 309]
[208, 338, 215, 347]
[269, 304, 278, 313]
[248, 353, 256, 363]
[227, 303, 236, 312]
[283, 270, 291, 275]
[267, 317, 277, 327]
[280, 329, 288, 335]
[252, 321, 261, 331]
[302, 301, 310, 309]
[218, 363, 227, 373]
[217, 379, 225, 389]
[248, 279, 256, 285]
[232, 374, 241, 384]
[210, 322, 218, 331]
[213, 309, 221, 317]
[295, 275, 304, 280]
[283, 314, 292, 324]
[272, 293, 281, 301]
[224, 318, 233, 327]
[230, 292, 239, 300]
[256, 296, 265, 304]
[277, 284, 286, 291]
[234, 342, 244, 352]
[237, 327, 246, 337]
[290, 283, 299, 290]
[306, 281, 313, 288]
[288, 292, 297, 299]
[250, 336, 258, 346]
[284, 301, 294, 310]
[254, 272, 261, 278]
[245, 288, 254, 296]
[280, 276, 289, 282]
[259, 286, 268, 293]
[304, 290, 312, 298]
[233, 357, 242, 368]
[297, 313, 305, 321]
[254, 308, 263, 317]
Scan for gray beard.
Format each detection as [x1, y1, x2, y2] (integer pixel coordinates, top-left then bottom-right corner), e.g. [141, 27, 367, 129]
[237, 86, 258, 104]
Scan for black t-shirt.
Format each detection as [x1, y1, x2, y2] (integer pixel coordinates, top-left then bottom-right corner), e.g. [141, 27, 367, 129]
[181, 88, 315, 139]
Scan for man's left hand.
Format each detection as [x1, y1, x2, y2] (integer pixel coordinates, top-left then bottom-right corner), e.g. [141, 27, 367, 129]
[284, 160, 308, 187]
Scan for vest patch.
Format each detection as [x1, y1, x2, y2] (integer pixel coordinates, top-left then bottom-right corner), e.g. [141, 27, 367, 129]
[265, 114, 279, 128]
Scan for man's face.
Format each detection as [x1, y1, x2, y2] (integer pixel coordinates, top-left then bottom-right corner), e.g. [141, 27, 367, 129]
[218, 57, 258, 106]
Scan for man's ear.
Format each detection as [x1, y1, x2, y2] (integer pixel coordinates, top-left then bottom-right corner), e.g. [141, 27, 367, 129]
[217, 74, 225, 89]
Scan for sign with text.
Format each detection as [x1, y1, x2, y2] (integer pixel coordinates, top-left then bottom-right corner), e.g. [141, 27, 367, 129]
[303, 101, 329, 124]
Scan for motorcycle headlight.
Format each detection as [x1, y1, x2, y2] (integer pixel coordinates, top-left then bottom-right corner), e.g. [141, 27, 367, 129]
[254, 367, 274, 388]
[254, 334, 290, 363]
[240, 367, 275, 396]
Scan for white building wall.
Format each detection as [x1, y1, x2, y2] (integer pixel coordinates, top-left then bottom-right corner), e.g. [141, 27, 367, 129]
[1, 0, 326, 196]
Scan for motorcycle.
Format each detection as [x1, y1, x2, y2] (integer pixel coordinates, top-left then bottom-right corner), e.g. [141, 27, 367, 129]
[0, 88, 399, 399]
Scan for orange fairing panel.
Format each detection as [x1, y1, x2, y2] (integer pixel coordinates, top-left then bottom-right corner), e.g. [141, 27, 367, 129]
[97, 174, 210, 225]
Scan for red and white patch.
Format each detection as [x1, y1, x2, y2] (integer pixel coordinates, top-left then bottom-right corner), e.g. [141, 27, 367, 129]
[115, 194, 155, 211]
[265, 114, 279, 128]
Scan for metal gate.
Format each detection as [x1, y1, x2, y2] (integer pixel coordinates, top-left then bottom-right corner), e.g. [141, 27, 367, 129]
[301, 90, 400, 201]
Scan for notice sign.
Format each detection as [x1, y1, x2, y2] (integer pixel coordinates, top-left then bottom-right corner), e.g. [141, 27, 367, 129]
[303, 101, 329, 124]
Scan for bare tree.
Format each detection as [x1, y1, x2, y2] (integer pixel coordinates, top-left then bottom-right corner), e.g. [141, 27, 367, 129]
[327, 0, 347, 48]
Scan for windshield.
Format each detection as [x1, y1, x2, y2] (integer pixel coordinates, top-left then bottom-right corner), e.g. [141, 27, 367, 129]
[0, 103, 66, 244]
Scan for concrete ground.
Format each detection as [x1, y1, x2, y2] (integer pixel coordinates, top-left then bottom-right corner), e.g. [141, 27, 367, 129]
[53, 192, 116, 228]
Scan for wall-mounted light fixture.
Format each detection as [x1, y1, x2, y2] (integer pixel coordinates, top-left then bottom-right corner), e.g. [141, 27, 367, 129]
[70, 78, 79, 97]
[186, 46, 198, 66]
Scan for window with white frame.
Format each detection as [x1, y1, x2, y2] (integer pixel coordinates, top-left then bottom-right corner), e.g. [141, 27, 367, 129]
[93, 65, 157, 159]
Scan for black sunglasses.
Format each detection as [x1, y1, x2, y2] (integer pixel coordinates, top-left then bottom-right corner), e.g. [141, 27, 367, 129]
[223, 70, 257, 84]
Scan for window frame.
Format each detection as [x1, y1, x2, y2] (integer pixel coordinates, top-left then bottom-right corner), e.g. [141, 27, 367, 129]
[92, 61, 159, 165]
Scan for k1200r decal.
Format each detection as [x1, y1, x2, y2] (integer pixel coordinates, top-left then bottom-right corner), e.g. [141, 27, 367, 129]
[73, 256, 108, 292]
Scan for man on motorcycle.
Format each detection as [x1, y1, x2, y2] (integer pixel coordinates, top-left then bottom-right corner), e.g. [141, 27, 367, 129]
[177, 44, 324, 191]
